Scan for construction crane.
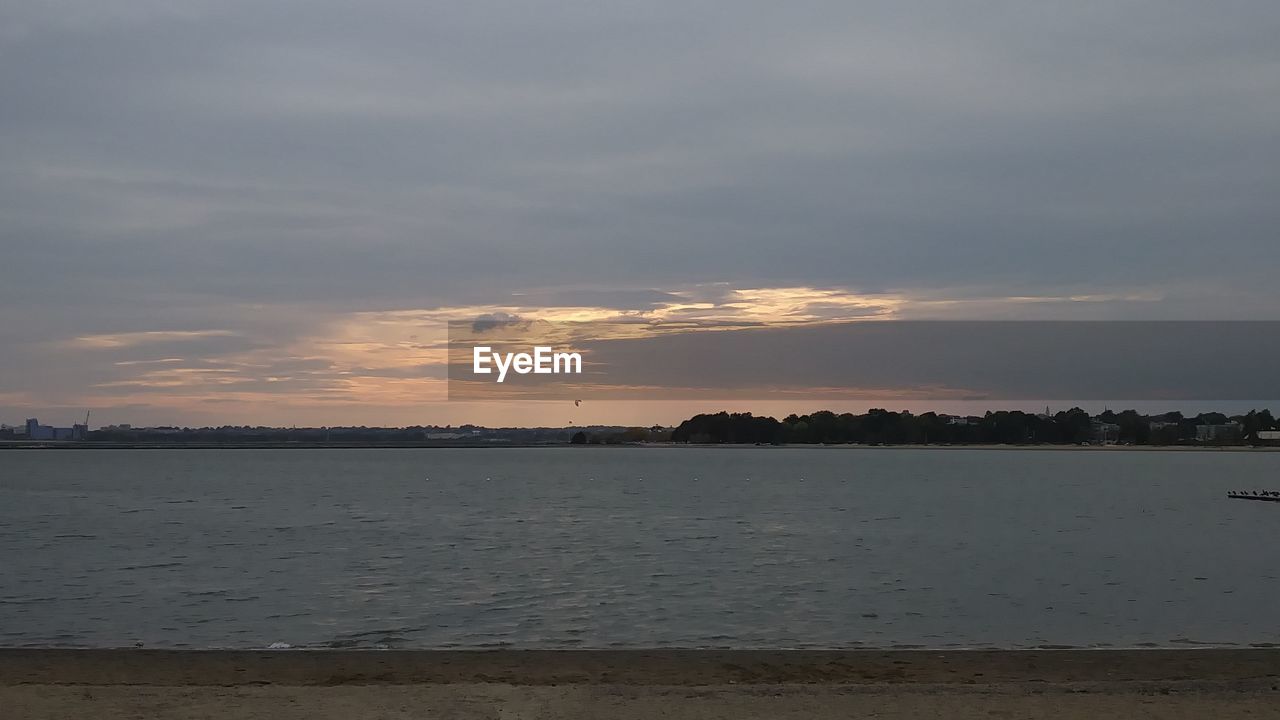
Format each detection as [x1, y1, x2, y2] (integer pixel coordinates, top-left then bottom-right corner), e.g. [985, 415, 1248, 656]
[74, 410, 91, 442]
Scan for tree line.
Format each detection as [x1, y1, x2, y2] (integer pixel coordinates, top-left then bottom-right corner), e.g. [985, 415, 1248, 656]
[669, 409, 1278, 446]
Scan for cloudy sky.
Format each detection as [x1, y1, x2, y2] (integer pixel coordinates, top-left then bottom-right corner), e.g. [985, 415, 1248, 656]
[3, 1, 1279, 427]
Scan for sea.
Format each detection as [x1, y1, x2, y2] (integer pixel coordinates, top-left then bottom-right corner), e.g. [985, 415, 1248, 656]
[1, 447, 1277, 649]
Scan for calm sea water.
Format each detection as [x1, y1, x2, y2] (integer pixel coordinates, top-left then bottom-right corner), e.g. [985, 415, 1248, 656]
[1, 447, 1278, 649]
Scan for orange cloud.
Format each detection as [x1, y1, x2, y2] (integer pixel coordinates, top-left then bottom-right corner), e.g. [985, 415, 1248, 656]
[52, 283, 1170, 425]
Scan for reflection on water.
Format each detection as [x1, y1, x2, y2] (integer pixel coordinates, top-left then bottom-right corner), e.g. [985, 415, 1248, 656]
[1, 447, 1278, 649]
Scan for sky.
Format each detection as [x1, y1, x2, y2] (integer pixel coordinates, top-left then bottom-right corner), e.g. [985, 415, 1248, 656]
[3, 1, 1279, 427]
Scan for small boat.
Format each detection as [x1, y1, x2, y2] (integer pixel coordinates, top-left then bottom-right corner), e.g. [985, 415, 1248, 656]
[1227, 491, 1280, 502]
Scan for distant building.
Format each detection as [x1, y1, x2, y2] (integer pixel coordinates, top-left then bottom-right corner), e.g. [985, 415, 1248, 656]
[25, 418, 53, 440]
[1254, 430, 1280, 442]
[1091, 420, 1121, 445]
[24, 418, 87, 441]
[1196, 422, 1242, 442]
[426, 432, 468, 440]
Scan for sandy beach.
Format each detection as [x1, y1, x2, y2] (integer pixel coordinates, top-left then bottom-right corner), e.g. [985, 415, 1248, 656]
[4, 649, 1279, 718]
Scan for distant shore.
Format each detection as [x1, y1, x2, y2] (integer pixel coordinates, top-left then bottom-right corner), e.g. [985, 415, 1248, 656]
[4, 649, 1278, 719]
[1, 440, 1277, 451]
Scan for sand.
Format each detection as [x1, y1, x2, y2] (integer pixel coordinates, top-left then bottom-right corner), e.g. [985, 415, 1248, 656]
[4, 649, 1279, 719]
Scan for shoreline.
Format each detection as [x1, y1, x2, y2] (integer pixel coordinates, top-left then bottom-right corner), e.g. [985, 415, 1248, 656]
[7, 649, 1279, 719]
[5, 648, 1280, 686]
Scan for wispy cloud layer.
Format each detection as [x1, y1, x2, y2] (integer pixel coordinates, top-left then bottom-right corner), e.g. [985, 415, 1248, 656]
[4, 283, 1218, 424]
[71, 330, 237, 349]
